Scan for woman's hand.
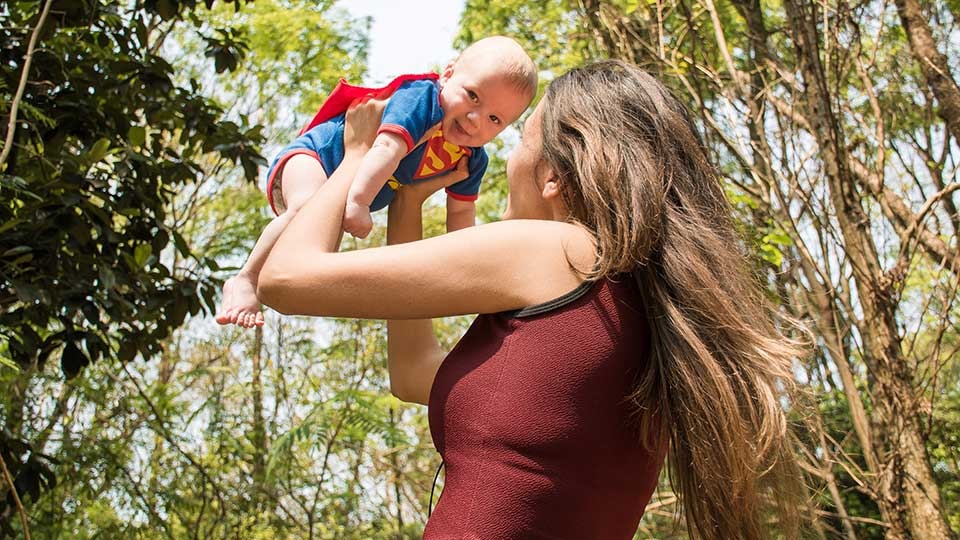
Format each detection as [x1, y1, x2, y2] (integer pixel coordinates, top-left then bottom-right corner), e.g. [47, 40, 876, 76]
[394, 156, 470, 209]
[343, 95, 387, 156]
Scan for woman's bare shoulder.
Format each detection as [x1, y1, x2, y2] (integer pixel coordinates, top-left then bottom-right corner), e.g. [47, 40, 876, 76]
[488, 219, 596, 267]
[471, 219, 597, 293]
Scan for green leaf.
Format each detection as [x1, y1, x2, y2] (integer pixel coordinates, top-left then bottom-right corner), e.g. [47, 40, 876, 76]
[85, 138, 111, 164]
[10, 279, 41, 303]
[2, 245, 33, 257]
[9, 253, 34, 266]
[0, 356, 20, 373]
[760, 244, 784, 267]
[127, 126, 146, 147]
[60, 342, 89, 379]
[134, 244, 152, 268]
[99, 266, 116, 290]
[157, 0, 177, 21]
[762, 228, 793, 247]
[135, 17, 148, 46]
[171, 230, 190, 257]
[118, 340, 137, 363]
[0, 219, 23, 235]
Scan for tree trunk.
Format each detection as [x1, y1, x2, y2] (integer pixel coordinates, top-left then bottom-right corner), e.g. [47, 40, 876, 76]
[251, 325, 266, 511]
[573, 1, 955, 537]
[896, 0, 960, 144]
[782, 0, 953, 537]
[797, 256, 878, 473]
[850, 159, 960, 276]
[730, 0, 880, 478]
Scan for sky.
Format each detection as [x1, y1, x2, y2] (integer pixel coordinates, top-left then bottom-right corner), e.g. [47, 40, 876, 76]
[338, 0, 467, 85]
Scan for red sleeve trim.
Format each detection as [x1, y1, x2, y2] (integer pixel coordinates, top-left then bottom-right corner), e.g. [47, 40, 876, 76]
[445, 189, 479, 202]
[378, 124, 415, 153]
[266, 149, 321, 215]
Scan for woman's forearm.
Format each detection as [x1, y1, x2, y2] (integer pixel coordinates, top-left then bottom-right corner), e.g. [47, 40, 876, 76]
[257, 147, 364, 306]
[445, 204, 476, 233]
[386, 189, 446, 405]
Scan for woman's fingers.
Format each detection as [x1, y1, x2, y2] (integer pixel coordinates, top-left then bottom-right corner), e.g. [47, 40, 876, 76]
[344, 95, 387, 147]
[449, 155, 470, 182]
[403, 157, 470, 202]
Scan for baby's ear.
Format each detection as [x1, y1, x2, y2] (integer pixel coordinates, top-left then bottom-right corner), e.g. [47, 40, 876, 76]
[440, 60, 456, 83]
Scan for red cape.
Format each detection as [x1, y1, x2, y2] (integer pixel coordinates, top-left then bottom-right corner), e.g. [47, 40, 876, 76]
[299, 73, 440, 135]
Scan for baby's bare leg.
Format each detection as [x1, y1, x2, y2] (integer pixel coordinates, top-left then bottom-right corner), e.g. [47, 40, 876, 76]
[216, 155, 328, 327]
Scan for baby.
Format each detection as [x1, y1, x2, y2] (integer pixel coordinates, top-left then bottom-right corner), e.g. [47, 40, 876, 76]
[216, 36, 538, 327]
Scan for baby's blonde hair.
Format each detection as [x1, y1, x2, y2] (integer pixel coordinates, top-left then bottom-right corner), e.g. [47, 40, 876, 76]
[459, 36, 538, 101]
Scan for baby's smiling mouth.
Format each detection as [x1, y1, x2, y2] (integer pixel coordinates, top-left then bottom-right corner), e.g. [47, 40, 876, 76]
[453, 119, 471, 140]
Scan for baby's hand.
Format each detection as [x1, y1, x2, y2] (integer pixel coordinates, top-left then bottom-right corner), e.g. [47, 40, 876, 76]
[343, 200, 374, 238]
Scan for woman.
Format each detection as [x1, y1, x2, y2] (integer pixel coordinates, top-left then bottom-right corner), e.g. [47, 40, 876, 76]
[258, 60, 808, 539]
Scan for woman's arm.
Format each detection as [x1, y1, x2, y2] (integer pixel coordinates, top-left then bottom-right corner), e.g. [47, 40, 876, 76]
[259, 218, 592, 318]
[257, 100, 595, 321]
[445, 197, 476, 233]
[385, 174, 455, 404]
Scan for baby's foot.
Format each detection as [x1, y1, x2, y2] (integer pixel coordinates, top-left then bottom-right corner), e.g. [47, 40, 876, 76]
[343, 201, 373, 239]
[216, 274, 265, 328]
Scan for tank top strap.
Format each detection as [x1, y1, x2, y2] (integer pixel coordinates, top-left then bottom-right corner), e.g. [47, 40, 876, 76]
[504, 279, 596, 319]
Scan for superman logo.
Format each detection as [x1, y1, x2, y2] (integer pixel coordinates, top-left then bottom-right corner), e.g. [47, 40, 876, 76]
[414, 130, 472, 179]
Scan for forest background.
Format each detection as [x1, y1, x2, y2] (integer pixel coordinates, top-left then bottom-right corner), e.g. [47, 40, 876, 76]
[1, 0, 958, 538]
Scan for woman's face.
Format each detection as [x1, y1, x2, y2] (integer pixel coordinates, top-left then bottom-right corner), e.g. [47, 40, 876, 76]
[503, 101, 553, 221]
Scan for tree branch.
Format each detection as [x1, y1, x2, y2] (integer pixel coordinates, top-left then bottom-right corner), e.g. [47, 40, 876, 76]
[0, 453, 31, 540]
[0, 0, 54, 173]
[896, 0, 960, 144]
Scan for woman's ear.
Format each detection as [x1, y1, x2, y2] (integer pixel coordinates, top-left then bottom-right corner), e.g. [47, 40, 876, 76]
[534, 159, 561, 200]
[541, 172, 569, 220]
[541, 173, 561, 200]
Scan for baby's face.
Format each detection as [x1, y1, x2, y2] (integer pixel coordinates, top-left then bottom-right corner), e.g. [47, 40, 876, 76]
[439, 62, 530, 148]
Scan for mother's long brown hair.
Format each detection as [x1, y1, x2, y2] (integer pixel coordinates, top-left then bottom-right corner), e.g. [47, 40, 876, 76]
[540, 60, 809, 539]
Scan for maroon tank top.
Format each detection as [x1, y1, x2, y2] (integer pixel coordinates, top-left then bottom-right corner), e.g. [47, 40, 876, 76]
[425, 277, 664, 539]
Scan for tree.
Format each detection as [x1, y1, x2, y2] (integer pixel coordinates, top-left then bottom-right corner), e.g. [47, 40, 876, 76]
[1, 0, 260, 530]
[458, 0, 960, 538]
[0, 1, 439, 537]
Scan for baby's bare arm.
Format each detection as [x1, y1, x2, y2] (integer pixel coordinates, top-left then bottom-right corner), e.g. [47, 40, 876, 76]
[348, 132, 406, 207]
[343, 132, 407, 238]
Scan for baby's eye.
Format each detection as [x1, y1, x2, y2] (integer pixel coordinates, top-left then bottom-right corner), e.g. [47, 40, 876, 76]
[467, 90, 479, 103]
[489, 115, 501, 125]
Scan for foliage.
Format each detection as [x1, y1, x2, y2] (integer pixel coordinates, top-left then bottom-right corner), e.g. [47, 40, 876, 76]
[0, 0, 262, 377]
[1, 0, 958, 538]
[0, 0, 269, 526]
[460, 0, 960, 537]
